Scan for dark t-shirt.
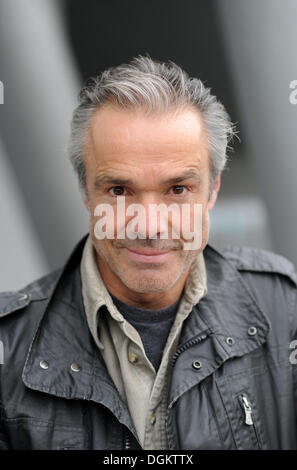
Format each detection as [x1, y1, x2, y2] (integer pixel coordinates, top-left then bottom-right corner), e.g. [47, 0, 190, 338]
[109, 292, 182, 372]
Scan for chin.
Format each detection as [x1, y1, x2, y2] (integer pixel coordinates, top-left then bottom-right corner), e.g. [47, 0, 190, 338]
[120, 273, 179, 294]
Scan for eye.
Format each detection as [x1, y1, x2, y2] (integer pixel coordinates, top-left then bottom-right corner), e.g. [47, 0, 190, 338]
[169, 185, 188, 195]
[108, 186, 127, 196]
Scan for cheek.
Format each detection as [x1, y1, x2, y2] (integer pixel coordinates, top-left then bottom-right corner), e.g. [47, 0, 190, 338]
[203, 210, 210, 237]
[177, 202, 208, 234]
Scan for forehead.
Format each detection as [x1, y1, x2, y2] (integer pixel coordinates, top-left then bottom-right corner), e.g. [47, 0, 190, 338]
[86, 104, 209, 171]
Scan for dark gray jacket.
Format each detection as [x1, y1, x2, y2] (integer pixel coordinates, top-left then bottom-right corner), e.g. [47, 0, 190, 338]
[1, 234, 297, 450]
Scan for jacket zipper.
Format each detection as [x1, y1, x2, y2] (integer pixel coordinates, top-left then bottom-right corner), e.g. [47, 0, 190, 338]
[240, 394, 253, 425]
[238, 393, 261, 448]
[171, 328, 213, 368]
[124, 429, 132, 450]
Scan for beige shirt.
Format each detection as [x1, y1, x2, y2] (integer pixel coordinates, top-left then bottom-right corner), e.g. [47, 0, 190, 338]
[80, 235, 207, 449]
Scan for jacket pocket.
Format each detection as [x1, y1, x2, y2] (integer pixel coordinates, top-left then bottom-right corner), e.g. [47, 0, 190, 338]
[236, 391, 263, 449]
[3, 417, 85, 450]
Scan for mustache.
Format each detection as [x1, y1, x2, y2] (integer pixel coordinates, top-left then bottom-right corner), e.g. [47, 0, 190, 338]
[114, 239, 182, 251]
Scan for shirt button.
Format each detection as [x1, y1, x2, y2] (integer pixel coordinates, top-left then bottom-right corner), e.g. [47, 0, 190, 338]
[39, 360, 49, 370]
[128, 353, 138, 364]
[150, 413, 156, 425]
[70, 363, 81, 372]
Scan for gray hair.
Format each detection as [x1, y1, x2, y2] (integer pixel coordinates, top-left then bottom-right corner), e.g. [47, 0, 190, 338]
[68, 54, 236, 196]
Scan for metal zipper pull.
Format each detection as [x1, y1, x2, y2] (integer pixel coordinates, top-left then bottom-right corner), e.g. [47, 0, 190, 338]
[240, 395, 253, 425]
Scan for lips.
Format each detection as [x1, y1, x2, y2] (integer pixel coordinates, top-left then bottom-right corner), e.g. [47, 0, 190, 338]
[127, 247, 170, 255]
[125, 247, 171, 263]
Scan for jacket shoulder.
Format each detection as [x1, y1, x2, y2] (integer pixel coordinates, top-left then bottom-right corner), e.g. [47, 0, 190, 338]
[0, 268, 62, 319]
[221, 244, 297, 286]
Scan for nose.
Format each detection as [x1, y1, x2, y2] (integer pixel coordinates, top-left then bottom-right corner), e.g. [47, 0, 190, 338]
[133, 194, 161, 239]
[126, 194, 177, 241]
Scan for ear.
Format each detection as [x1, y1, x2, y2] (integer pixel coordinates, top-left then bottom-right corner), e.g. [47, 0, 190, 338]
[207, 174, 221, 211]
[79, 182, 90, 211]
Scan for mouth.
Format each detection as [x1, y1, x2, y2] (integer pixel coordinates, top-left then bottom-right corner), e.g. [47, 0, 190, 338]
[125, 247, 171, 263]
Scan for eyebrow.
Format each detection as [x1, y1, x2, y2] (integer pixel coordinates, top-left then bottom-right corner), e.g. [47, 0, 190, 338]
[165, 170, 201, 185]
[93, 169, 201, 189]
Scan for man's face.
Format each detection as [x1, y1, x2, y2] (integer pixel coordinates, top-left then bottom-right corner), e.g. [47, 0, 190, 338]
[82, 104, 220, 301]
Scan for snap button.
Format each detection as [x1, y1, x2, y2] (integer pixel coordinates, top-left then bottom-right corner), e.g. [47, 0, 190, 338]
[248, 326, 257, 336]
[19, 294, 28, 301]
[39, 360, 49, 370]
[192, 360, 202, 370]
[70, 363, 81, 372]
[226, 336, 235, 346]
[128, 353, 138, 364]
[150, 413, 156, 425]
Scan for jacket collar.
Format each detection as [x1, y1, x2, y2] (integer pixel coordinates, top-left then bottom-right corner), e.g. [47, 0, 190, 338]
[22, 233, 139, 436]
[167, 244, 272, 411]
[22, 234, 271, 424]
[179, 243, 271, 354]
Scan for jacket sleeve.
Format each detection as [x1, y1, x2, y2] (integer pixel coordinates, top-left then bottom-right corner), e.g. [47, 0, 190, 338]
[289, 285, 297, 443]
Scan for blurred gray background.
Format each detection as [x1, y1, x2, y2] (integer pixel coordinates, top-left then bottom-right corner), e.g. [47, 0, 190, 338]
[0, 0, 296, 291]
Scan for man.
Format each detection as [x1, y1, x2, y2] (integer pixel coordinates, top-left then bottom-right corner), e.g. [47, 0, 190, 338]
[0, 55, 297, 450]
